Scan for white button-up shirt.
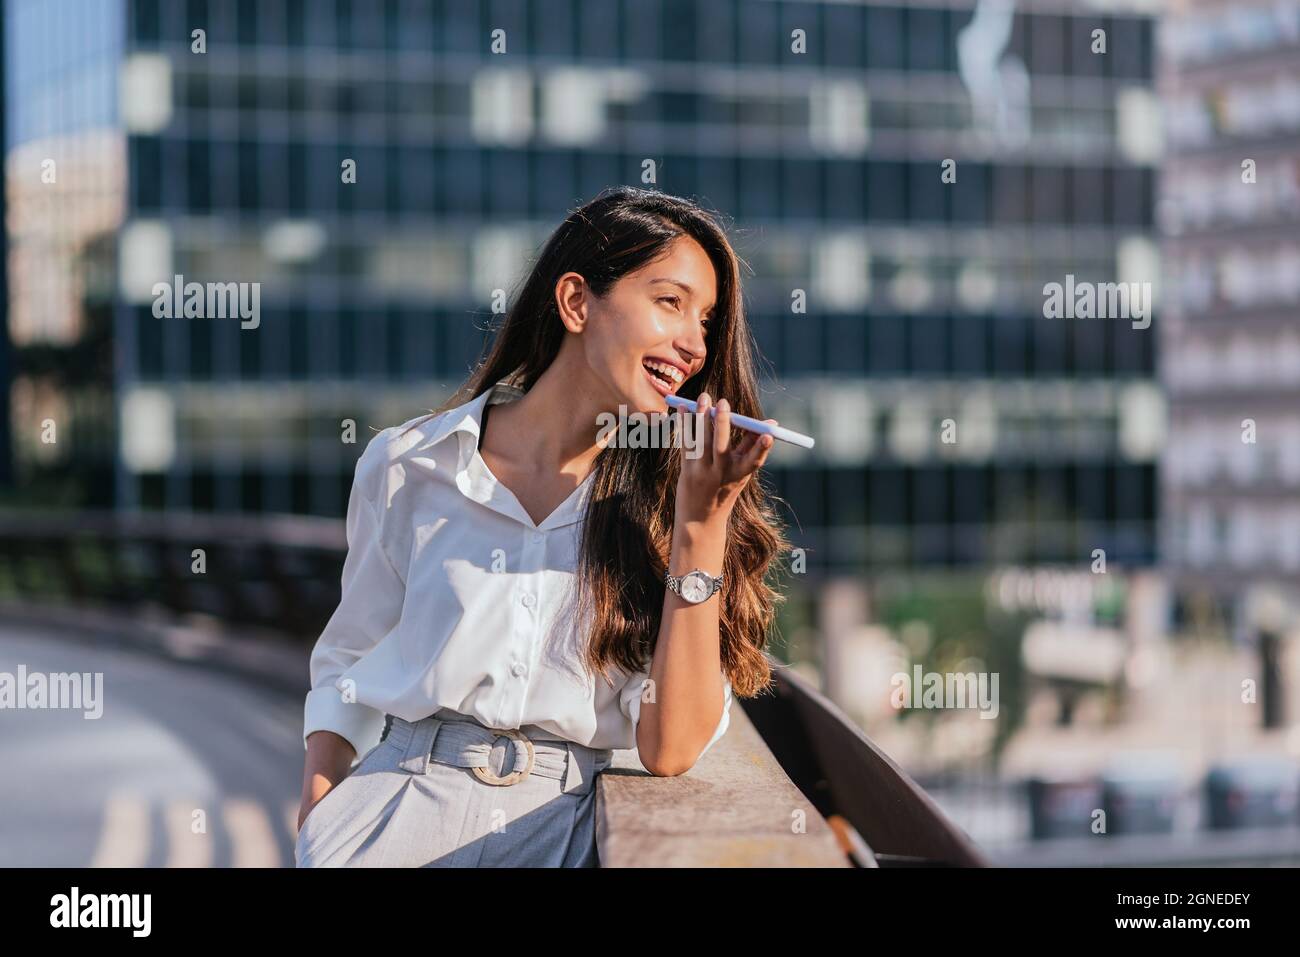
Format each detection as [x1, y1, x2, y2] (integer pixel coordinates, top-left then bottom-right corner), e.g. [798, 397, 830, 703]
[303, 380, 733, 763]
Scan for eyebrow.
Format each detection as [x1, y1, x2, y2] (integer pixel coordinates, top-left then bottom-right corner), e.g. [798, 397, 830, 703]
[648, 277, 716, 317]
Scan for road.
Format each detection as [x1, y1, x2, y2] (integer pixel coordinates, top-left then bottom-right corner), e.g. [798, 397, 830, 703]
[0, 622, 305, 867]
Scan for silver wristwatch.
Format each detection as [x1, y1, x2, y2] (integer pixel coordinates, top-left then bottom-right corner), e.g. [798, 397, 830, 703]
[665, 567, 724, 604]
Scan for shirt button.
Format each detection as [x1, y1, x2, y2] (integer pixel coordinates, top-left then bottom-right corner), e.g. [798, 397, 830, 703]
[511, 662, 527, 677]
[532, 532, 544, 543]
[521, 593, 536, 608]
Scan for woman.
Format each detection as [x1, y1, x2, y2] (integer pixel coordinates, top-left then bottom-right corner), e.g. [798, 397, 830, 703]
[295, 186, 790, 867]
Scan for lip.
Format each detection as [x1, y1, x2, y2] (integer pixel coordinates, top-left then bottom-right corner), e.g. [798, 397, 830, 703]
[644, 355, 690, 378]
[642, 357, 688, 399]
[643, 363, 678, 398]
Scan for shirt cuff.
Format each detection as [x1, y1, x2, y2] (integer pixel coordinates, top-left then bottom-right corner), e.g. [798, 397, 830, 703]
[696, 678, 734, 761]
[303, 684, 387, 759]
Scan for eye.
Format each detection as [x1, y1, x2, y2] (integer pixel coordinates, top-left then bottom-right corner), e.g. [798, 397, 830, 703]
[658, 295, 681, 311]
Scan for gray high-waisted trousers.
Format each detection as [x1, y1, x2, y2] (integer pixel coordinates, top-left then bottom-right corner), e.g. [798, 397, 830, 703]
[295, 708, 615, 867]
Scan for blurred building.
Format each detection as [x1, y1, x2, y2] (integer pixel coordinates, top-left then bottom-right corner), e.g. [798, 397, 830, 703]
[1157, 0, 1300, 735]
[1158, 2, 1300, 601]
[0, 3, 11, 488]
[3, 0, 121, 502]
[4, 0, 1161, 576]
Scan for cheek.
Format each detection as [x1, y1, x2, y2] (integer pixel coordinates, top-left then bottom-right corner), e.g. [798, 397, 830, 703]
[642, 308, 672, 338]
[605, 291, 664, 336]
[587, 297, 677, 384]
[598, 305, 667, 361]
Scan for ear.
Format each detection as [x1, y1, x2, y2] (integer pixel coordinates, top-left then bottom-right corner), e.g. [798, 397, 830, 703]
[554, 272, 589, 333]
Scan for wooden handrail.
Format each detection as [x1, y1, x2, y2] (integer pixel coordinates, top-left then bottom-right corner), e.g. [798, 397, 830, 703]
[749, 662, 990, 867]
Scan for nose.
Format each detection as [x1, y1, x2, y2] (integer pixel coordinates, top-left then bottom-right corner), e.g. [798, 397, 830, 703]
[674, 320, 707, 374]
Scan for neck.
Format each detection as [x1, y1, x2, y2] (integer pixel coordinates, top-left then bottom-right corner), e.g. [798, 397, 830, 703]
[480, 362, 607, 479]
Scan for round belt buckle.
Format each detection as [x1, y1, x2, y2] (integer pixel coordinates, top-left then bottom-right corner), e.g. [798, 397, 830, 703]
[472, 728, 535, 786]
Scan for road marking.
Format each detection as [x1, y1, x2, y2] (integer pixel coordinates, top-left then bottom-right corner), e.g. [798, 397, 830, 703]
[90, 793, 150, 867]
[89, 795, 294, 867]
[222, 798, 280, 867]
[164, 801, 214, 868]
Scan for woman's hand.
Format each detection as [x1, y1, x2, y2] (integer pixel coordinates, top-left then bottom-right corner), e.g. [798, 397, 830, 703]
[298, 731, 356, 833]
[297, 777, 341, 833]
[297, 793, 326, 833]
[674, 392, 777, 528]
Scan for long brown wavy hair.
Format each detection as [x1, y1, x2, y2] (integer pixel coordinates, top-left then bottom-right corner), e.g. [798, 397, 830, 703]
[413, 186, 789, 700]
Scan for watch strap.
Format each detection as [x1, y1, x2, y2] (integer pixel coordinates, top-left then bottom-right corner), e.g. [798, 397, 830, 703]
[665, 568, 724, 599]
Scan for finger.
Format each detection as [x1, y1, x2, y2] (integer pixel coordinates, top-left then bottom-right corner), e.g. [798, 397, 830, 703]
[714, 397, 732, 458]
[700, 393, 715, 465]
[731, 416, 773, 459]
[730, 426, 758, 459]
[745, 419, 777, 468]
[750, 433, 775, 469]
[728, 416, 766, 458]
[679, 406, 701, 465]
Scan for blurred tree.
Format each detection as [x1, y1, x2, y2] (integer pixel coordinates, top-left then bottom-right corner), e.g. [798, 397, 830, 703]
[876, 573, 1034, 762]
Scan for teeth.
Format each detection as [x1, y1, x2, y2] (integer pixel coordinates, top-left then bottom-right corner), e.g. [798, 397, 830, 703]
[643, 359, 684, 385]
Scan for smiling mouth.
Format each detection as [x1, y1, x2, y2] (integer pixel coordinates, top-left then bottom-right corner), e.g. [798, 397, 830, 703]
[642, 360, 684, 397]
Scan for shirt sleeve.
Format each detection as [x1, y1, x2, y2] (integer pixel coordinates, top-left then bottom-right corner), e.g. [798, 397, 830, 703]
[302, 428, 405, 756]
[619, 667, 734, 766]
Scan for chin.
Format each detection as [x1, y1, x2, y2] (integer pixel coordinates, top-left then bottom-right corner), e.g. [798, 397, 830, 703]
[626, 395, 664, 418]
[632, 365, 682, 414]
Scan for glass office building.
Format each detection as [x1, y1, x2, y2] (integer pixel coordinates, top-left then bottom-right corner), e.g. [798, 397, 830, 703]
[5, 0, 1161, 575]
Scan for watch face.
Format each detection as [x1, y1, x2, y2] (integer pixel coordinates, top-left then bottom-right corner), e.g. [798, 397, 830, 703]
[681, 572, 711, 603]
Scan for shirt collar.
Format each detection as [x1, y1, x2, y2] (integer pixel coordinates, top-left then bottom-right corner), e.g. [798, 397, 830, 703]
[414, 380, 525, 462]
[414, 379, 595, 531]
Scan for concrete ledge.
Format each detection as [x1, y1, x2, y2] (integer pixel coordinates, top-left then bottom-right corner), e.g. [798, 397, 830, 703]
[595, 706, 850, 867]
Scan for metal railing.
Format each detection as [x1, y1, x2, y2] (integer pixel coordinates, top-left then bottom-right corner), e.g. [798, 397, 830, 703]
[0, 508, 347, 637]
